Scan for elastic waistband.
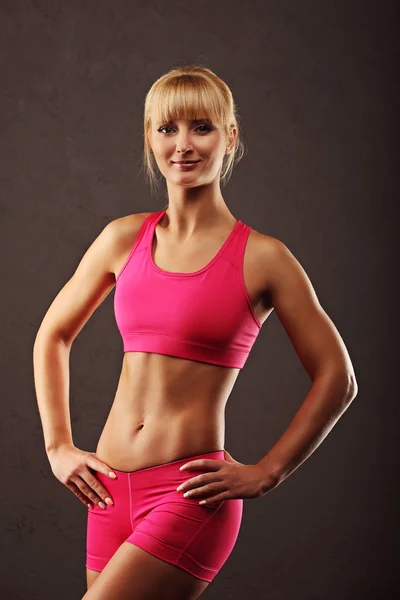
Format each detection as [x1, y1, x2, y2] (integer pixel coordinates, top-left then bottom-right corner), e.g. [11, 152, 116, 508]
[109, 449, 225, 475]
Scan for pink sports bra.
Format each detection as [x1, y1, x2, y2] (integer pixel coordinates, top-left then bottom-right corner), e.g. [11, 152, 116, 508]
[114, 210, 262, 369]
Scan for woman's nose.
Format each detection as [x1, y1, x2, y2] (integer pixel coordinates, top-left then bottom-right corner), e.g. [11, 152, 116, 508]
[176, 132, 192, 153]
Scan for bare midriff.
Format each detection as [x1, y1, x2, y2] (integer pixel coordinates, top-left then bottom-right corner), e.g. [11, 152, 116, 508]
[95, 351, 240, 471]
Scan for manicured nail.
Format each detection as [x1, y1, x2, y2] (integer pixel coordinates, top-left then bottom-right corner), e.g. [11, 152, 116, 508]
[109, 472, 117, 479]
[105, 497, 113, 506]
[99, 502, 106, 509]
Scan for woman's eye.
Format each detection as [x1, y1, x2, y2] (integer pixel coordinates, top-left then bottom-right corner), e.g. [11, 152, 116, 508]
[197, 124, 212, 133]
[158, 125, 173, 134]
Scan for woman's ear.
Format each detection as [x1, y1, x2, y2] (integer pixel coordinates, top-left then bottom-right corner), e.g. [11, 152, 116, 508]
[226, 126, 238, 154]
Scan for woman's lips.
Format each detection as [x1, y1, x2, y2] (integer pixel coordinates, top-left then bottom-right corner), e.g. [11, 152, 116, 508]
[172, 161, 200, 169]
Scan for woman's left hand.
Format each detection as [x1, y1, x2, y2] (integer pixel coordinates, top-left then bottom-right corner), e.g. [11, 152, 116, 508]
[176, 449, 277, 507]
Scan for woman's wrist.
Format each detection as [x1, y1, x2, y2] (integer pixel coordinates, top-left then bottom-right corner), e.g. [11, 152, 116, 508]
[46, 440, 75, 457]
[254, 462, 282, 495]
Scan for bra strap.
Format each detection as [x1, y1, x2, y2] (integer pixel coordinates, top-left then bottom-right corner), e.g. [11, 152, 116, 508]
[221, 221, 251, 271]
[132, 211, 163, 256]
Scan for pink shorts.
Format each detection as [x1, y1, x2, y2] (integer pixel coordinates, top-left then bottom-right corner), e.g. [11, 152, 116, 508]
[86, 450, 243, 583]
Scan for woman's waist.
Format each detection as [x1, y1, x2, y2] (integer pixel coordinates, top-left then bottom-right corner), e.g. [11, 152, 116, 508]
[96, 408, 224, 472]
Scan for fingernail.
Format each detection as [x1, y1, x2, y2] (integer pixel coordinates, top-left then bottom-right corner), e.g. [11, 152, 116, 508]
[109, 472, 117, 479]
[105, 497, 113, 506]
[99, 502, 106, 509]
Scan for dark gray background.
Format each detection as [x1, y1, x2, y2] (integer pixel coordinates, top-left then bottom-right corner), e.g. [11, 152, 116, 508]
[0, 1, 398, 598]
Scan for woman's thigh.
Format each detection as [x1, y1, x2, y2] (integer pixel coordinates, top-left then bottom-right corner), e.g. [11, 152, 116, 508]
[86, 568, 101, 590]
[83, 542, 209, 599]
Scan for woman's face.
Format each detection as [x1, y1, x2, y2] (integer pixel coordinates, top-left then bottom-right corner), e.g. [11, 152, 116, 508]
[149, 113, 236, 187]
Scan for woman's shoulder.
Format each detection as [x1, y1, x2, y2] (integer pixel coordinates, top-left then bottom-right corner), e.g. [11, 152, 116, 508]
[106, 211, 153, 240]
[112, 211, 153, 229]
[247, 224, 286, 261]
[103, 212, 154, 276]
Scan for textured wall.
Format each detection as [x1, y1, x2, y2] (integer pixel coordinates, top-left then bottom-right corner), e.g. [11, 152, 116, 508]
[0, 0, 397, 598]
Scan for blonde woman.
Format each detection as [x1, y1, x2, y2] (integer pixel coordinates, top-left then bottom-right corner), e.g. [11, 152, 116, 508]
[33, 65, 357, 600]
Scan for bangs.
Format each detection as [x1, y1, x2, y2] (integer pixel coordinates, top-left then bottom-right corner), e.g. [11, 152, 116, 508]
[149, 75, 228, 129]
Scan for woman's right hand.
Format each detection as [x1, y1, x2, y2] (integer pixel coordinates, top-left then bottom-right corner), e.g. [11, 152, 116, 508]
[47, 444, 116, 509]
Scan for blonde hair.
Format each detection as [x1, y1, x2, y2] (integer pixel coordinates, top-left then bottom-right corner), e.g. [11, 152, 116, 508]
[143, 65, 245, 196]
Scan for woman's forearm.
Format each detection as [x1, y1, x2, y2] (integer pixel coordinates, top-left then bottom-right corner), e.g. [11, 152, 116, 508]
[256, 369, 358, 491]
[33, 332, 74, 456]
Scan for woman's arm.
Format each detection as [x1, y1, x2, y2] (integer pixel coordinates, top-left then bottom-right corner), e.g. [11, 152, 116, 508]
[33, 219, 121, 457]
[255, 238, 358, 490]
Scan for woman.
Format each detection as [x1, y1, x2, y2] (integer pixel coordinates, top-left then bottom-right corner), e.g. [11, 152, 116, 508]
[33, 66, 358, 600]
